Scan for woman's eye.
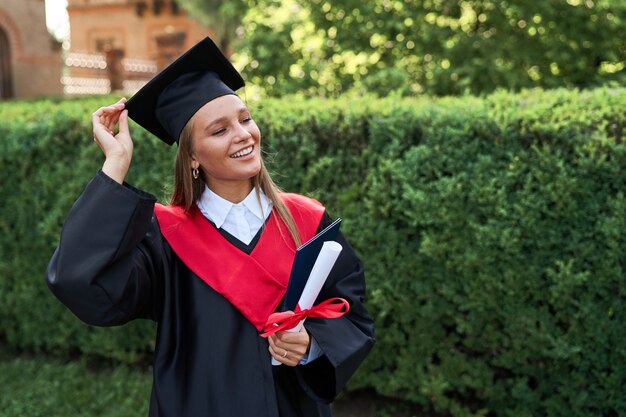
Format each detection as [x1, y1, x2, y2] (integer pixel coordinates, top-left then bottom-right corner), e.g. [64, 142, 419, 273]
[241, 117, 252, 123]
[212, 128, 226, 136]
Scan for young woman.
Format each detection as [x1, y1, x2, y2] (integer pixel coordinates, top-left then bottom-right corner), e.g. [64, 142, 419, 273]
[47, 37, 374, 417]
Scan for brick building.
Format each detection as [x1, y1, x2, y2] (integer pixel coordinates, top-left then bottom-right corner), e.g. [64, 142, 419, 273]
[65, 0, 214, 94]
[0, 0, 63, 99]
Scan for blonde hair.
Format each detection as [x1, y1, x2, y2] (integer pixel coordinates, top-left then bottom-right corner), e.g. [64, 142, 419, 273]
[169, 120, 302, 247]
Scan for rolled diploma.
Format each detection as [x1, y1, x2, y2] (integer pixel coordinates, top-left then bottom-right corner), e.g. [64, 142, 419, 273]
[271, 240, 343, 365]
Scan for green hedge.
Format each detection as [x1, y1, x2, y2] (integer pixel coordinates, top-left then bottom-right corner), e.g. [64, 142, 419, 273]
[1, 89, 625, 417]
[0, 355, 151, 417]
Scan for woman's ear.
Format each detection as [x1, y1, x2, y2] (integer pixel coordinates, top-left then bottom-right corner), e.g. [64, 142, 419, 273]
[190, 156, 199, 170]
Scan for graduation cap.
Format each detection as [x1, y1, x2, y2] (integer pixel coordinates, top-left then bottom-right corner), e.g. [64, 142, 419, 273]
[125, 37, 245, 145]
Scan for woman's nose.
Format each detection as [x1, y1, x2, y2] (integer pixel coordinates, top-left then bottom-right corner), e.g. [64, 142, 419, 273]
[233, 122, 252, 141]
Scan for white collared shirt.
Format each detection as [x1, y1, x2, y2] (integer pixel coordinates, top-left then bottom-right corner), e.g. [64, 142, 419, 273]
[196, 185, 321, 364]
[197, 185, 272, 245]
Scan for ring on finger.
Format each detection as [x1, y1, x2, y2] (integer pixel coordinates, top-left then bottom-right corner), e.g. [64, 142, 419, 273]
[282, 350, 288, 358]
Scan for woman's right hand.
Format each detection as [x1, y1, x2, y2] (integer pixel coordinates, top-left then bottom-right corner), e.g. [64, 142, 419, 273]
[92, 97, 132, 184]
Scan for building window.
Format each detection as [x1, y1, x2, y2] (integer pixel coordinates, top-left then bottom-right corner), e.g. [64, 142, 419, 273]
[171, 0, 180, 15]
[153, 0, 164, 15]
[134, 1, 148, 17]
[95, 37, 116, 52]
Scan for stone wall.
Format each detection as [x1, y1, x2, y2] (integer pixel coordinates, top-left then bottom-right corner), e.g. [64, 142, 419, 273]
[67, 0, 213, 59]
[0, 0, 62, 99]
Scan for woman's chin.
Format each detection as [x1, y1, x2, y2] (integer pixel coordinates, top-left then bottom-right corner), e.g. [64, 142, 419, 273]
[246, 160, 262, 178]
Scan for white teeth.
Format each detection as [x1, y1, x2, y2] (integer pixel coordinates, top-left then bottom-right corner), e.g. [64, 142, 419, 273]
[230, 146, 253, 158]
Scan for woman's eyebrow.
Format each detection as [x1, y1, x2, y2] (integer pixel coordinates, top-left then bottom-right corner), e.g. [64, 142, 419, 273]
[204, 108, 250, 130]
[206, 116, 228, 128]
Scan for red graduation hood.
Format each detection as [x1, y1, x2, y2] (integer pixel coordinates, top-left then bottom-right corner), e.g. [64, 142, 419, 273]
[154, 193, 325, 331]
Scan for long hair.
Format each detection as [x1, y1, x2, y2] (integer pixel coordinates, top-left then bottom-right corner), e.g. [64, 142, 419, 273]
[169, 119, 302, 248]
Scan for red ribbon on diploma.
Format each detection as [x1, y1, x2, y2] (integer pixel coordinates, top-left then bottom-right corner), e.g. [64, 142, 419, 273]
[260, 297, 350, 337]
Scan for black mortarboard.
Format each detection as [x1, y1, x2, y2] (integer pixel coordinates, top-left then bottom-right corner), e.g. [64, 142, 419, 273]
[125, 37, 245, 145]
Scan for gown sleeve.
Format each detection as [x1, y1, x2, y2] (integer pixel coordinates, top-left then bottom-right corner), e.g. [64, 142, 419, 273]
[296, 212, 376, 402]
[46, 171, 165, 326]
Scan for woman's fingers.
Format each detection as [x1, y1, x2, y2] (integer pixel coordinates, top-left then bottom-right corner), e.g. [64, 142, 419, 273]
[92, 101, 126, 139]
[276, 327, 310, 349]
[271, 336, 308, 355]
[268, 327, 311, 366]
[92, 99, 132, 184]
[106, 100, 125, 131]
[92, 101, 133, 160]
[115, 110, 133, 152]
[117, 109, 130, 136]
[93, 100, 125, 118]
[268, 341, 299, 366]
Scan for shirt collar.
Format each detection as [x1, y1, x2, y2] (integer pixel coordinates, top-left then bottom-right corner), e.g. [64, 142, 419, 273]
[197, 185, 271, 228]
[241, 187, 272, 222]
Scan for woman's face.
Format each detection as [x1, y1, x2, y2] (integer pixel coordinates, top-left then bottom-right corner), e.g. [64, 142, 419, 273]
[189, 94, 261, 197]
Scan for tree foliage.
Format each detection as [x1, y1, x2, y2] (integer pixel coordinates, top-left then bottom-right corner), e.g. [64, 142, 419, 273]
[299, 0, 626, 95]
[176, 0, 248, 52]
[180, 0, 626, 97]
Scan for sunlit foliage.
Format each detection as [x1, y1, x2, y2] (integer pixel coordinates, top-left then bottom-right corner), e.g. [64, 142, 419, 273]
[180, 0, 625, 97]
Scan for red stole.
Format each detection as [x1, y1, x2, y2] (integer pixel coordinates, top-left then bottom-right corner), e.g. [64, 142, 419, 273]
[154, 193, 325, 331]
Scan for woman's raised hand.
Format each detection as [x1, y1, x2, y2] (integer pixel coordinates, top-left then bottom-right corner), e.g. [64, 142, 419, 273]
[92, 97, 133, 184]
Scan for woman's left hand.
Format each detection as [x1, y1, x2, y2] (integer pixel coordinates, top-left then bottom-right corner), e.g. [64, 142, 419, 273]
[268, 325, 311, 367]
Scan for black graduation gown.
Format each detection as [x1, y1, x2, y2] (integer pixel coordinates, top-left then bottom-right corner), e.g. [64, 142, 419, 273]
[46, 171, 375, 417]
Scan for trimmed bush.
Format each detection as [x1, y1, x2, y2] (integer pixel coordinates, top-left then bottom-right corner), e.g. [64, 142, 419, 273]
[1, 88, 625, 416]
[0, 354, 151, 416]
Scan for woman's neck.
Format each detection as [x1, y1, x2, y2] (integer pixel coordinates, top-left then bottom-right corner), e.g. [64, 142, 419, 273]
[206, 179, 253, 203]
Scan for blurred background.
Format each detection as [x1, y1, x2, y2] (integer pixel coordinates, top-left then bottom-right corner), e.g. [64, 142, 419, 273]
[2, 0, 624, 100]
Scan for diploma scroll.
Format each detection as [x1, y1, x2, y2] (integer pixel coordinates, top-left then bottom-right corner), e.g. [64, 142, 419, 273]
[271, 240, 343, 366]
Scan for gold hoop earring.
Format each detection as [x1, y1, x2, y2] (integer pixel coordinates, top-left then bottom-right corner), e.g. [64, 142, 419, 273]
[192, 168, 199, 179]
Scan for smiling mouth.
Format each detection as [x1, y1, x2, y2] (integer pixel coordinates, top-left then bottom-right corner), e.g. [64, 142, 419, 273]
[230, 146, 253, 158]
